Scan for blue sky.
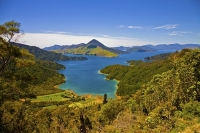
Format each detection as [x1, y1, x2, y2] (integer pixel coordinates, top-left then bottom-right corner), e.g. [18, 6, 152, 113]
[0, 0, 200, 48]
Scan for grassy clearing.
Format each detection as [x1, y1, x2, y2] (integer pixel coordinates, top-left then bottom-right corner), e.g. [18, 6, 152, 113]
[68, 95, 103, 108]
[31, 91, 104, 110]
[43, 105, 58, 109]
[31, 92, 69, 102]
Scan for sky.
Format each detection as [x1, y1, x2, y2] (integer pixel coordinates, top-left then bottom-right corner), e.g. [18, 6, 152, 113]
[0, 0, 200, 48]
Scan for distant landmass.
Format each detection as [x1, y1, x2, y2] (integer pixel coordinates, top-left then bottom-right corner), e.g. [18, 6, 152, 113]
[13, 43, 87, 61]
[44, 39, 126, 57]
[113, 46, 156, 52]
[43, 43, 86, 51]
[44, 41, 200, 56]
[127, 46, 157, 52]
[143, 43, 200, 51]
[113, 44, 200, 52]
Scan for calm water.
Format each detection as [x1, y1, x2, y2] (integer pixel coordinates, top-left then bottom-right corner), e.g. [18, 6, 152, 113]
[57, 51, 173, 98]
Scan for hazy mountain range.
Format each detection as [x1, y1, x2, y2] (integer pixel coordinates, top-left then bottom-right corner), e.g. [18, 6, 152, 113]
[44, 40, 200, 55]
[113, 43, 200, 52]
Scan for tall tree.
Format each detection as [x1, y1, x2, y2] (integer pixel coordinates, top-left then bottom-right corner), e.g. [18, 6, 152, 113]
[0, 21, 35, 131]
[0, 20, 21, 74]
[103, 93, 107, 104]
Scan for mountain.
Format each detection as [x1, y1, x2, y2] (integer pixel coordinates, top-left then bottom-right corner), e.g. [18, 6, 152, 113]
[113, 44, 200, 52]
[13, 43, 87, 61]
[43, 43, 86, 51]
[144, 43, 200, 51]
[49, 39, 126, 57]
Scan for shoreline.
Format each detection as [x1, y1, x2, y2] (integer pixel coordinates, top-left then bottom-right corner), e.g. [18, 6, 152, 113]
[98, 70, 121, 99]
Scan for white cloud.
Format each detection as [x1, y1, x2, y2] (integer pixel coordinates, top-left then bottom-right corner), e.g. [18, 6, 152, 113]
[116, 25, 125, 28]
[168, 31, 192, 36]
[127, 26, 142, 29]
[154, 24, 179, 29]
[18, 32, 155, 48]
[168, 31, 178, 36]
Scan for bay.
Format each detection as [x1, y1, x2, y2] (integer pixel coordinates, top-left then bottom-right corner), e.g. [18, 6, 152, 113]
[57, 51, 173, 98]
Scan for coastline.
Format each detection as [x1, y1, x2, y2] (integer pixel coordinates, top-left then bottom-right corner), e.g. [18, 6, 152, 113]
[98, 70, 121, 99]
[55, 78, 105, 100]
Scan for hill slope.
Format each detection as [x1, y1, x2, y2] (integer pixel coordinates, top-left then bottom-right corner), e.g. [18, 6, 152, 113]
[43, 43, 86, 51]
[47, 39, 126, 57]
[13, 43, 87, 61]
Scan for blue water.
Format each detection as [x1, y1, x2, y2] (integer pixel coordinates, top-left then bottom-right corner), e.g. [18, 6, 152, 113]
[57, 51, 173, 98]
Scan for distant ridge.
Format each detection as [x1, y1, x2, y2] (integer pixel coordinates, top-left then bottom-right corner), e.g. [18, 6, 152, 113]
[113, 43, 200, 52]
[45, 39, 126, 57]
[144, 43, 200, 50]
[44, 41, 200, 55]
[13, 43, 87, 61]
[43, 43, 86, 51]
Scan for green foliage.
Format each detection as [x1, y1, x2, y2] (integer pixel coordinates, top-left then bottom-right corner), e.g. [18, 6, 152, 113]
[36, 60, 66, 70]
[0, 101, 26, 133]
[99, 100, 125, 124]
[0, 21, 36, 103]
[176, 101, 200, 120]
[132, 48, 200, 132]
[101, 60, 172, 96]
[12, 60, 65, 96]
[144, 52, 172, 61]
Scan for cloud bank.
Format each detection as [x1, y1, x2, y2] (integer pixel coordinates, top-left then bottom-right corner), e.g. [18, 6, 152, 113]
[18, 32, 154, 48]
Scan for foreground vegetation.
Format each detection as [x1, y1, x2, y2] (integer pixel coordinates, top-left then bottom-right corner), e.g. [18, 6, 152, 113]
[1, 21, 200, 133]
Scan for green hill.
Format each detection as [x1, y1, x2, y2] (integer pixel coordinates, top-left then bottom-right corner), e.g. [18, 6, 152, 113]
[57, 39, 122, 57]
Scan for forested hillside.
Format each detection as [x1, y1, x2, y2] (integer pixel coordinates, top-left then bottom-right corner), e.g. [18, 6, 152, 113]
[144, 52, 172, 61]
[101, 59, 173, 95]
[13, 43, 87, 61]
